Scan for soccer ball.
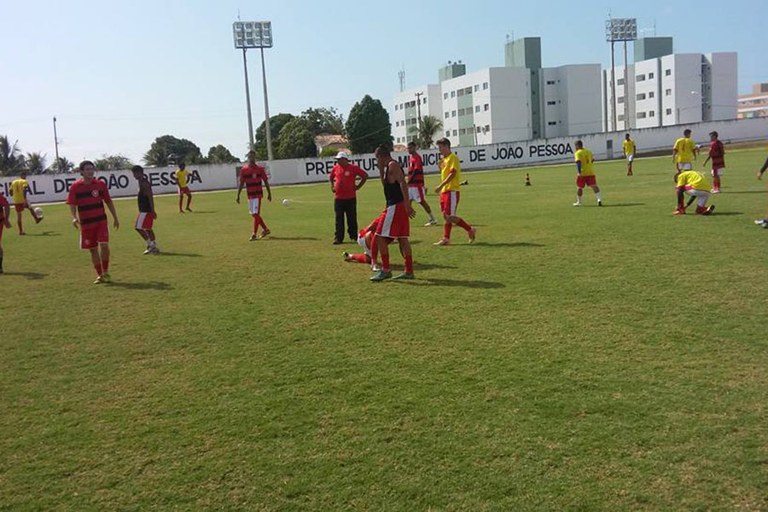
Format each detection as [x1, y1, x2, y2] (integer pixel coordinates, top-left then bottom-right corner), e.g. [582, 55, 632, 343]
[282, 199, 290, 206]
[33, 207, 43, 219]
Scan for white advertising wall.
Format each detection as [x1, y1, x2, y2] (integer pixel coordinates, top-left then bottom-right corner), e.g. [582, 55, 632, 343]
[2, 118, 766, 205]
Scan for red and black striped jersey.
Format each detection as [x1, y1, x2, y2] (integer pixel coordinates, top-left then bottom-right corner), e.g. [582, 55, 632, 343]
[240, 163, 268, 199]
[66, 179, 111, 225]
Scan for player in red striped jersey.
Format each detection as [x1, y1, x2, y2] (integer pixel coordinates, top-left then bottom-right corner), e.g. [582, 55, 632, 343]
[702, 131, 725, 193]
[66, 160, 120, 284]
[236, 150, 272, 241]
[0, 192, 12, 273]
[407, 141, 437, 226]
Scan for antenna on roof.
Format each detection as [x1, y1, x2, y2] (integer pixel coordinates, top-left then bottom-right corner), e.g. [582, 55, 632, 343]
[237, 8, 241, 21]
[398, 68, 405, 92]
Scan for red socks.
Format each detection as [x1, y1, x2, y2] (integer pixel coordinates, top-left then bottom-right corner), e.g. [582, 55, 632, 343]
[443, 223, 453, 239]
[457, 219, 472, 232]
[351, 253, 370, 264]
[102, 258, 109, 273]
[404, 254, 413, 274]
[94, 263, 103, 275]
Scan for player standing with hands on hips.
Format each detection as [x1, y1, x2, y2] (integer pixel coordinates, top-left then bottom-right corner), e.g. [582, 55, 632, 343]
[329, 152, 368, 245]
[66, 160, 120, 284]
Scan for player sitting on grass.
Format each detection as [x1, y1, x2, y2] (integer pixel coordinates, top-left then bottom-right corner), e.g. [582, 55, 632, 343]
[673, 170, 715, 216]
[343, 217, 381, 270]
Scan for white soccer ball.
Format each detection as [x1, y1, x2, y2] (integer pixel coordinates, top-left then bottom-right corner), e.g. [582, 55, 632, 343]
[282, 199, 290, 206]
[33, 207, 43, 219]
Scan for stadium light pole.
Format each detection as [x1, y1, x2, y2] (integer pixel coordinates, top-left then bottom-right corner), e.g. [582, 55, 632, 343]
[233, 21, 274, 159]
[605, 18, 637, 131]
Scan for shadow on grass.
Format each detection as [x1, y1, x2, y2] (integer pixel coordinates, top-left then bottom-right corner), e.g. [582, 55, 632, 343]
[723, 190, 765, 195]
[384, 262, 459, 271]
[185, 210, 218, 214]
[457, 241, 544, 248]
[156, 252, 202, 258]
[26, 231, 60, 237]
[108, 281, 173, 291]
[712, 212, 743, 216]
[266, 236, 320, 241]
[398, 278, 505, 289]
[2, 271, 48, 280]
[600, 203, 645, 208]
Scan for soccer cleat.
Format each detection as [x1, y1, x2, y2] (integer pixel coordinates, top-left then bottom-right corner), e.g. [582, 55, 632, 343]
[572, 202, 581, 207]
[150, 247, 160, 254]
[711, 189, 720, 194]
[249, 234, 258, 241]
[34, 217, 42, 224]
[392, 272, 415, 280]
[100, 273, 112, 283]
[332, 239, 343, 245]
[673, 207, 686, 215]
[371, 264, 381, 272]
[597, 200, 603, 207]
[342, 251, 352, 262]
[93, 275, 104, 284]
[703, 205, 715, 216]
[369, 270, 392, 282]
[754, 219, 766, 226]
[433, 238, 450, 246]
[424, 219, 437, 226]
[186, 207, 193, 212]
[468, 227, 477, 243]
[258, 229, 271, 239]
[143, 247, 153, 255]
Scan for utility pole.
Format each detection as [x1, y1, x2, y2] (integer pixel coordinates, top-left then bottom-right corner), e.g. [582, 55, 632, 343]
[53, 116, 60, 171]
[415, 91, 423, 138]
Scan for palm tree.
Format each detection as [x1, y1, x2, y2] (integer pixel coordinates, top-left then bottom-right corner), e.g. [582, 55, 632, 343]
[0, 135, 26, 176]
[408, 116, 444, 149]
[25, 152, 47, 174]
[48, 156, 75, 174]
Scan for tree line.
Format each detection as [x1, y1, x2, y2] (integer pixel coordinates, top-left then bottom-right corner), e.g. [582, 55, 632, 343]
[1, 94, 444, 176]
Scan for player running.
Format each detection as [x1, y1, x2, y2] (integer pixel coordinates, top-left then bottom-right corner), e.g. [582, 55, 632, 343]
[66, 161, 120, 283]
[623, 133, 636, 176]
[573, 140, 603, 207]
[406, 141, 437, 225]
[236, 151, 272, 241]
[175, 162, 193, 212]
[9, 171, 42, 235]
[672, 170, 715, 216]
[702, 131, 725, 193]
[370, 145, 416, 281]
[433, 138, 476, 245]
[132, 165, 159, 254]
[0, 192, 11, 273]
[673, 129, 697, 172]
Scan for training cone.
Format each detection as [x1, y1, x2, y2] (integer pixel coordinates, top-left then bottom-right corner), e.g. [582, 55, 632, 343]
[525, 173, 532, 186]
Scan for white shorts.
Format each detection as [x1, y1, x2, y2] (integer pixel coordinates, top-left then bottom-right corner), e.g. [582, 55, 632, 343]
[711, 167, 725, 177]
[248, 198, 261, 215]
[408, 186, 426, 203]
[677, 162, 693, 171]
[684, 188, 710, 206]
[627, 155, 634, 162]
[357, 233, 371, 256]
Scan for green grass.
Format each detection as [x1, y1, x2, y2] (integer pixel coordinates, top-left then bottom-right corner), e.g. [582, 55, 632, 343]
[2, 148, 768, 511]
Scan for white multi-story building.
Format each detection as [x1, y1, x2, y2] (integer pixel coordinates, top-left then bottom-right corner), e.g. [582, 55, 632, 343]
[539, 65, 603, 138]
[392, 84, 442, 146]
[738, 83, 768, 119]
[604, 52, 738, 131]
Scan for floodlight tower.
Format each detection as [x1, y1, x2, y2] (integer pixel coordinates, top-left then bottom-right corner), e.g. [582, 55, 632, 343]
[233, 21, 274, 159]
[605, 17, 637, 131]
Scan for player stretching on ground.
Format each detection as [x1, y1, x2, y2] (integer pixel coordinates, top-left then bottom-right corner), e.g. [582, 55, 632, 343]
[175, 162, 193, 212]
[370, 145, 415, 281]
[343, 217, 381, 270]
[10, 171, 42, 235]
[132, 165, 159, 254]
[673, 170, 715, 216]
[0, 192, 11, 273]
[623, 133, 636, 176]
[702, 131, 725, 193]
[66, 161, 120, 283]
[236, 151, 272, 241]
[573, 140, 603, 206]
[673, 129, 697, 173]
[406, 141, 437, 225]
[433, 138, 476, 245]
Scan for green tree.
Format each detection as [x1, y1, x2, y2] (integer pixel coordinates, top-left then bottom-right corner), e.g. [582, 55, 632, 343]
[302, 107, 345, 135]
[48, 156, 75, 173]
[94, 154, 134, 171]
[143, 135, 203, 167]
[25, 152, 47, 174]
[0, 135, 26, 176]
[319, 146, 341, 157]
[254, 113, 295, 160]
[275, 117, 318, 159]
[345, 95, 392, 154]
[207, 144, 240, 164]
[409, 115, 444, 149]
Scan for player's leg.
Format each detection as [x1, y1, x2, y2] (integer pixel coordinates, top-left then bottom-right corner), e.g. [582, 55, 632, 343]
[16, 206, 24, 235]
[88, 247, 104, 283]
[435, 192, 453, 245]
[711, 169, 721, 193]
[392, 237, 414, 280]
[574, 175, 585, 206]
[185, 190, 192, 211]
[178, 191, 184, 213]
[99, 242, 110, 279]
[248, 198, 261, 240]
[0, 229, 4, 273]
[591, 184, 603, 206]
[371, 236, 393, 281]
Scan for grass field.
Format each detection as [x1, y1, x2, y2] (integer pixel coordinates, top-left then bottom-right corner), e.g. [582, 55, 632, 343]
[2, 148, 768, 511]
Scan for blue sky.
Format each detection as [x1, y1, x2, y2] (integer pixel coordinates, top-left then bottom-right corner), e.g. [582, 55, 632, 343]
[1, 0, 765, 165]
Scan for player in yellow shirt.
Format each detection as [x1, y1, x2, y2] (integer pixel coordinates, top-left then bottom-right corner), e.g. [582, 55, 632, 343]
[9, 171, 42, 235]
[433, 138, 476, 246]
[175, 162, 193, 212]
[673, 170, 715, 215]
[573, 140, 603, 206]
[672, 129, 698, 172]
[622, 133, 636, 176]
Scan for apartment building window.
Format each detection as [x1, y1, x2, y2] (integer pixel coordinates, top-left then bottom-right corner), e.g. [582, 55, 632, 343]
[475, 105, 480, 113]
[617, 78, 625, 86]
[618, 96, 625, 104]
[483, 82, 489, 90]
[547, 121, 557, 126]
[649, 92, 655, 98]
[636, 93, 647, 100]
[546, 101, 556, 106]
[445, 131, 450, 137]
[423, 97, 427, 104]
[452, 130, 458, 136]
[484, 104, 489, 111]
[474, 84, 479, 92]
[665, 89, 672, 96]
[666, 108, 672, 115]
[458, 108, 464, 116]
[465, 87, 472, 95]
[395, 121, 400, 127]
[637, 112, 647, 119]
[649, 111, 655, 117]
[445, 112, 450, 119]
[618, 115, 625, 122]
[451, 91, 456, 98]
[649, 72, 655, 79]
[636, 74, 646, 82]
[457, 89, 465, 97]
[476, 126, 482, 133]
[459, 128, 467, 135]
[546, 80, 555, 85]
[394, 105, 398, 111]
[665, 69, 672, 76]
[451, 111, 456, 117]
[443, 93, 448, 99]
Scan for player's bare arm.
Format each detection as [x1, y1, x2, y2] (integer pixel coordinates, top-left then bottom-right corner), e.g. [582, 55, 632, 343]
[435, 170, 456, 193]
[758, 157, 768, 179]
[69, 204, 80, 229]
[145, 181, 157, 218]
[236, 179, 244, 203]
[355, 173, 368, 191]
[105, 200, 120, 229]
[3, 205, 11, 228]
[264, 177, 272, 202]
